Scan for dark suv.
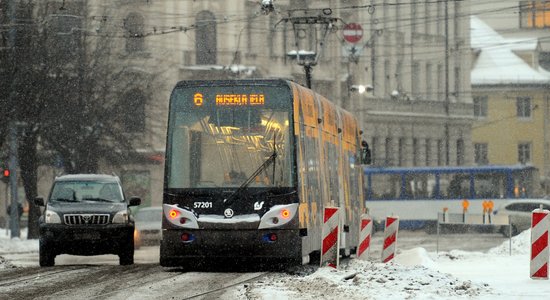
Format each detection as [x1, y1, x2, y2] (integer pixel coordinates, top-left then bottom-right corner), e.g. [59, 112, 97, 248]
[35, 174, 141, 267]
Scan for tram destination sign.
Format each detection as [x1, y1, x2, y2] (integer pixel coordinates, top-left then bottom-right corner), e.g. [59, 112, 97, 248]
[193, 92, 265, 107]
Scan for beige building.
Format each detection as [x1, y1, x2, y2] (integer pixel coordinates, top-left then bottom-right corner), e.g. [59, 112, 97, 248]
[470, 16, 550, 193]
[471, 0, 550, 70]
[5, 0, 474, 212]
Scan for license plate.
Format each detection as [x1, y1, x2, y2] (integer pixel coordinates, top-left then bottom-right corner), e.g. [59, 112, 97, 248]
[74, 232, 101, 240]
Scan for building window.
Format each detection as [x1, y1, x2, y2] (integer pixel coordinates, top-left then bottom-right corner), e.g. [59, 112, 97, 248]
[518, 142, 531, 164]
[385, 59, 391, 97]
[474, 143, 488, 165]
[49, 14, 83, 60]
[385, 137, 393, 166]
[454, 0, 462, 37]
[437, 139, 444, 165]
[396, 60, 403, 90]
[541, 51, 550, 70]
[437, 0, 443, 36]
[411, 0, 417, 32]
[520, 0, 550, 28]
[371, 137, 378, 165]
[122, 89, 146, 133]
[195, 11, 217, 65]
[125, 13, 145, 53]
[437, 64, 443, 101]
[456, 138, 464, 165]
[412, 61, 420, 99]
[398, 137, 406, 166]
[425, 0, 431, 34]
[454, 67, 460, 97]
[395, 0, 401, 29]
[473, 96, 488, 117]
[516, 96, 532, 118]
[412, 138, 419, 166]
[426, 63, 433, 100]
[425, 139, 431, 166]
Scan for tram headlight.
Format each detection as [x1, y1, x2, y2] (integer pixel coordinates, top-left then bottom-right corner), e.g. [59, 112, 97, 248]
[163, 204, 199, 229]
[259, 204, 298, 229]
[281, 209, 291, 219]
[169, 209, 179, 219]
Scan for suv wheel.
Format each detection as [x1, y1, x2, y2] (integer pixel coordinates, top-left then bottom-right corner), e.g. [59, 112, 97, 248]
[39, 239, 55, 267]
[119, 237, 135, 265]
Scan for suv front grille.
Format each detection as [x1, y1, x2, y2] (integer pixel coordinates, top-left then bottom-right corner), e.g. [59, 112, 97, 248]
[64, 214, 110, 225]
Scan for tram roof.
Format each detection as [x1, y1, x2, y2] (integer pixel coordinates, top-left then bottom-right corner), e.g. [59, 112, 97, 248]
[363, 165, 537, 175]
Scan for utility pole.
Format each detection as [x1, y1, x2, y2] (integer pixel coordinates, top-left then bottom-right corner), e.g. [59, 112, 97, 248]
[7, 0, 20, 239]
[9, 124, 20, 238]
[444, 0, 450, 166]
[277, 8, 342, 89]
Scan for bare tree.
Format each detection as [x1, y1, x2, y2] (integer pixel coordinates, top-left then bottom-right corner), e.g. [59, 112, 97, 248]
[1, 0, 159, 238]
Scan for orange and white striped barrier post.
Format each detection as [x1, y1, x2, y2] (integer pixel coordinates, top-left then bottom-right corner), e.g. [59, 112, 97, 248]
[531, 207, 549, 279]
[382, 215, 399, 263]
[321, 206, 340, 268]
[357, 214, 372, 260]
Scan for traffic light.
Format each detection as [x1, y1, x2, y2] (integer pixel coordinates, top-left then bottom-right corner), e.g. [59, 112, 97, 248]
[1, 168, 9, 184]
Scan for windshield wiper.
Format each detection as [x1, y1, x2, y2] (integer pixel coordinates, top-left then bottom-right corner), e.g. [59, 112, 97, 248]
[52, 198, 79, 202]
[223, 150, 277, 207]
[82, 197, 113, 203]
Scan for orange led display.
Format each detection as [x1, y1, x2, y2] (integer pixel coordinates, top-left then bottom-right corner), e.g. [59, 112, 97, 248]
[194, 93, 203, 106]
[214, 94, 265, 106]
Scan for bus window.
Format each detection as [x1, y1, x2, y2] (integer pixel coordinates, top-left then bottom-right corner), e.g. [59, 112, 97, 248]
[369, 174, 400, 200]
[403, 173, 435, 199]
[443, 174, 470, 199]
[474, 173, 505, 199]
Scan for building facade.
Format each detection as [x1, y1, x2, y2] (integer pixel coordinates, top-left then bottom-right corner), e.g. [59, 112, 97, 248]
[470, 16, 550, 193]
[355, 0, 473, 167]
[472, 0, 550, 70]
[5, 0, 474, 211]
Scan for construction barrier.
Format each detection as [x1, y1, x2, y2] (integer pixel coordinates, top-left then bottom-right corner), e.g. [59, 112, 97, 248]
[357, 214, 372, 260]
[436, 208, 512, 254]
[321, 206, 340, 268]
[530, 207, 549, 280]
[381, 216, 399, 263]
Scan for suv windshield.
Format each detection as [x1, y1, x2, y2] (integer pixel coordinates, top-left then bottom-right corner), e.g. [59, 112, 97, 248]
[49, 181, 124, 203]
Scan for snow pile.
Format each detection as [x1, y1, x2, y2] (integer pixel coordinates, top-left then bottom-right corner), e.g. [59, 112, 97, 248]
[0, 256, 16, 269]
[243, 249, 491, 300]
[487, 229, 531, 256]
[0, 229, 39, 255]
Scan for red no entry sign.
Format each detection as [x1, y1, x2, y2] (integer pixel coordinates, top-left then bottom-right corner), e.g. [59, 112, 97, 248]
[343, 23, 363, 44]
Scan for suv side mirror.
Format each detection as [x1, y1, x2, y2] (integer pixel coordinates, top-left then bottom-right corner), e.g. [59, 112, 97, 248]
[361, 140, 372, 165]
[128, 196, 141, 207]
[34, 197, 45, 206]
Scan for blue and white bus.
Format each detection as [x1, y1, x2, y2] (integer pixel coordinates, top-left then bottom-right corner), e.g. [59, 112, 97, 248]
[363, 165, 541, 230]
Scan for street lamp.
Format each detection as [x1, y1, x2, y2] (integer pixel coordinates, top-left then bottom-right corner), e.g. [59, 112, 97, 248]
[286, 50, 317, 89]
[350, 84, 373, 94]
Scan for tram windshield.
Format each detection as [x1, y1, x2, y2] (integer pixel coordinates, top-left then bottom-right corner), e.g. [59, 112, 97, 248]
[166, 85, 293, 189]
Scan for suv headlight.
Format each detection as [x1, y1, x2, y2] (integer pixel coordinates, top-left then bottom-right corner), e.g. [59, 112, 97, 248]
[112, 210, 129, 224]
[44, 210, 61, 224]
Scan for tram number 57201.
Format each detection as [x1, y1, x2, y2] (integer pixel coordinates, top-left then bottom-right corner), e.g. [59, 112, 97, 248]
[194, 202, 213, 209]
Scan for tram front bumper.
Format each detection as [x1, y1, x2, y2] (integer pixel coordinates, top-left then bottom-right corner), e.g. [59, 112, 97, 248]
[160, 229, 301, 266]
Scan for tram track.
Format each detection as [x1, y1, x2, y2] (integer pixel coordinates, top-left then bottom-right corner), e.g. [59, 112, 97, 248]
[0, 265, 87, 288]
